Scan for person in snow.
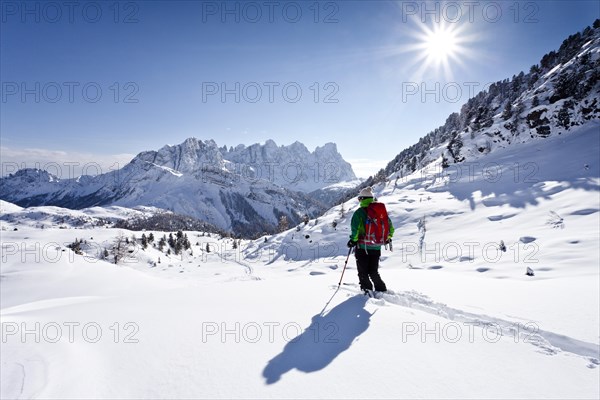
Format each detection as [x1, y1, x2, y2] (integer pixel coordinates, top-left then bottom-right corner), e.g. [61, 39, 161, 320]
[347, 187, 394, 293]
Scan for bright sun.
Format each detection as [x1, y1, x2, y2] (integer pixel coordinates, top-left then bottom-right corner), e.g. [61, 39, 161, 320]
[425, 27, 458, 63]
[394, 21, 474, 80]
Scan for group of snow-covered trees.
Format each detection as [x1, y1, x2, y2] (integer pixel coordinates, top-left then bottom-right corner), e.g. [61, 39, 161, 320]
[114, 212, 227, 236]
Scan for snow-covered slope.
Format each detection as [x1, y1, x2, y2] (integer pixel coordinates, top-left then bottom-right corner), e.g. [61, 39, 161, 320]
[0, 200, 22, 214]
[0, 201, 169, 230]
[1, 123, 598, 399]
[255, 121, 599, 271]
[352, 21, 600, 200]
[0, 138, 356, 235]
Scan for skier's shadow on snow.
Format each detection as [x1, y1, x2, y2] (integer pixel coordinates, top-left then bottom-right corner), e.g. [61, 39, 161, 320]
[262, 293, 372, 384]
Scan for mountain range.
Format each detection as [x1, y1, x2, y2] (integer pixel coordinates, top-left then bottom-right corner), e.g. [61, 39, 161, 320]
[0, 139, 356, 236]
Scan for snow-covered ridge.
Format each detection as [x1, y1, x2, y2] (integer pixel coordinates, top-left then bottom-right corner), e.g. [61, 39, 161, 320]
[352, 21, 600, 200]
[0, 199, 23, 214]
[134, 138, 356, 192]
[0, 139, 357, 236]
[0, 201, 168, 229]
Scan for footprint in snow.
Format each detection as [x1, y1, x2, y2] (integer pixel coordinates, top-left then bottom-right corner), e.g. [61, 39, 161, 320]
[570, 208, 599, 216]
[519, 236, 537, 244]
[488, 214, 517, 221]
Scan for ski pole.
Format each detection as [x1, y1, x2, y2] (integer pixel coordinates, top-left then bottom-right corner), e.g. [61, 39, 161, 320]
[338, 247, 353, 286]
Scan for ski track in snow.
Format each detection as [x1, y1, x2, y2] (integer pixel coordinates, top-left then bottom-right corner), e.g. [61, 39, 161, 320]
[232, 258, 261, 281]
[336, 284, 600, 366]
[3, 359, 47, 400]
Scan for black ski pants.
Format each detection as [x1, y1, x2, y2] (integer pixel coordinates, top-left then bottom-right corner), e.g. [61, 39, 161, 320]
[355, 248, 387, 292]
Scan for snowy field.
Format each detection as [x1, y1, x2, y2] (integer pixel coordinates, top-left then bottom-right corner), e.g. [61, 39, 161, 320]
[1, 125, 599, 399]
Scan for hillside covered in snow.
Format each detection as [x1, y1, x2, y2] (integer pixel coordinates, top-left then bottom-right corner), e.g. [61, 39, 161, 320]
[350, 20, 600, 200]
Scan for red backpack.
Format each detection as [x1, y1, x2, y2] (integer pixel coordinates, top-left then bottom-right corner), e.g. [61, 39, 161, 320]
[358, 202, 390, 246]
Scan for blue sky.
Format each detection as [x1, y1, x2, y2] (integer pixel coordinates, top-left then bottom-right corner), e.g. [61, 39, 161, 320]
[1, 0, 598, 178]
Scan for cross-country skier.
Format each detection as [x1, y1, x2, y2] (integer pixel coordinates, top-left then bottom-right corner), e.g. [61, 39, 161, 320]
[347, 187, 394, 294]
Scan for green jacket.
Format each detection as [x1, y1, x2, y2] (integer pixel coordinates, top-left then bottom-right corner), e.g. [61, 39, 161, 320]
[349, 198, 394, 251]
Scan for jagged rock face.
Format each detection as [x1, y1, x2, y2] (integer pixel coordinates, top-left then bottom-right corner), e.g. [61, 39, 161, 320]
[131, 138, 356, 193]
[224, 140, 356, 193]
[135, 138, 226, 174]
[0, 139, 356, 236]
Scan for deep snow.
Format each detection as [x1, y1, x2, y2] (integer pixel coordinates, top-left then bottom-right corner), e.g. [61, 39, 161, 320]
[1, 124, 599, 399]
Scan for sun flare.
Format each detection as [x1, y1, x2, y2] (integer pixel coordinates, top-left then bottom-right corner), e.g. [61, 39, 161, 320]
[425, 27, 458, 63]
[393, 21, 475, 80]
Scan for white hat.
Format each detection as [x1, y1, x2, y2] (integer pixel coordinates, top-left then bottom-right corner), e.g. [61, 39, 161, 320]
[358, 186, 374, 198]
